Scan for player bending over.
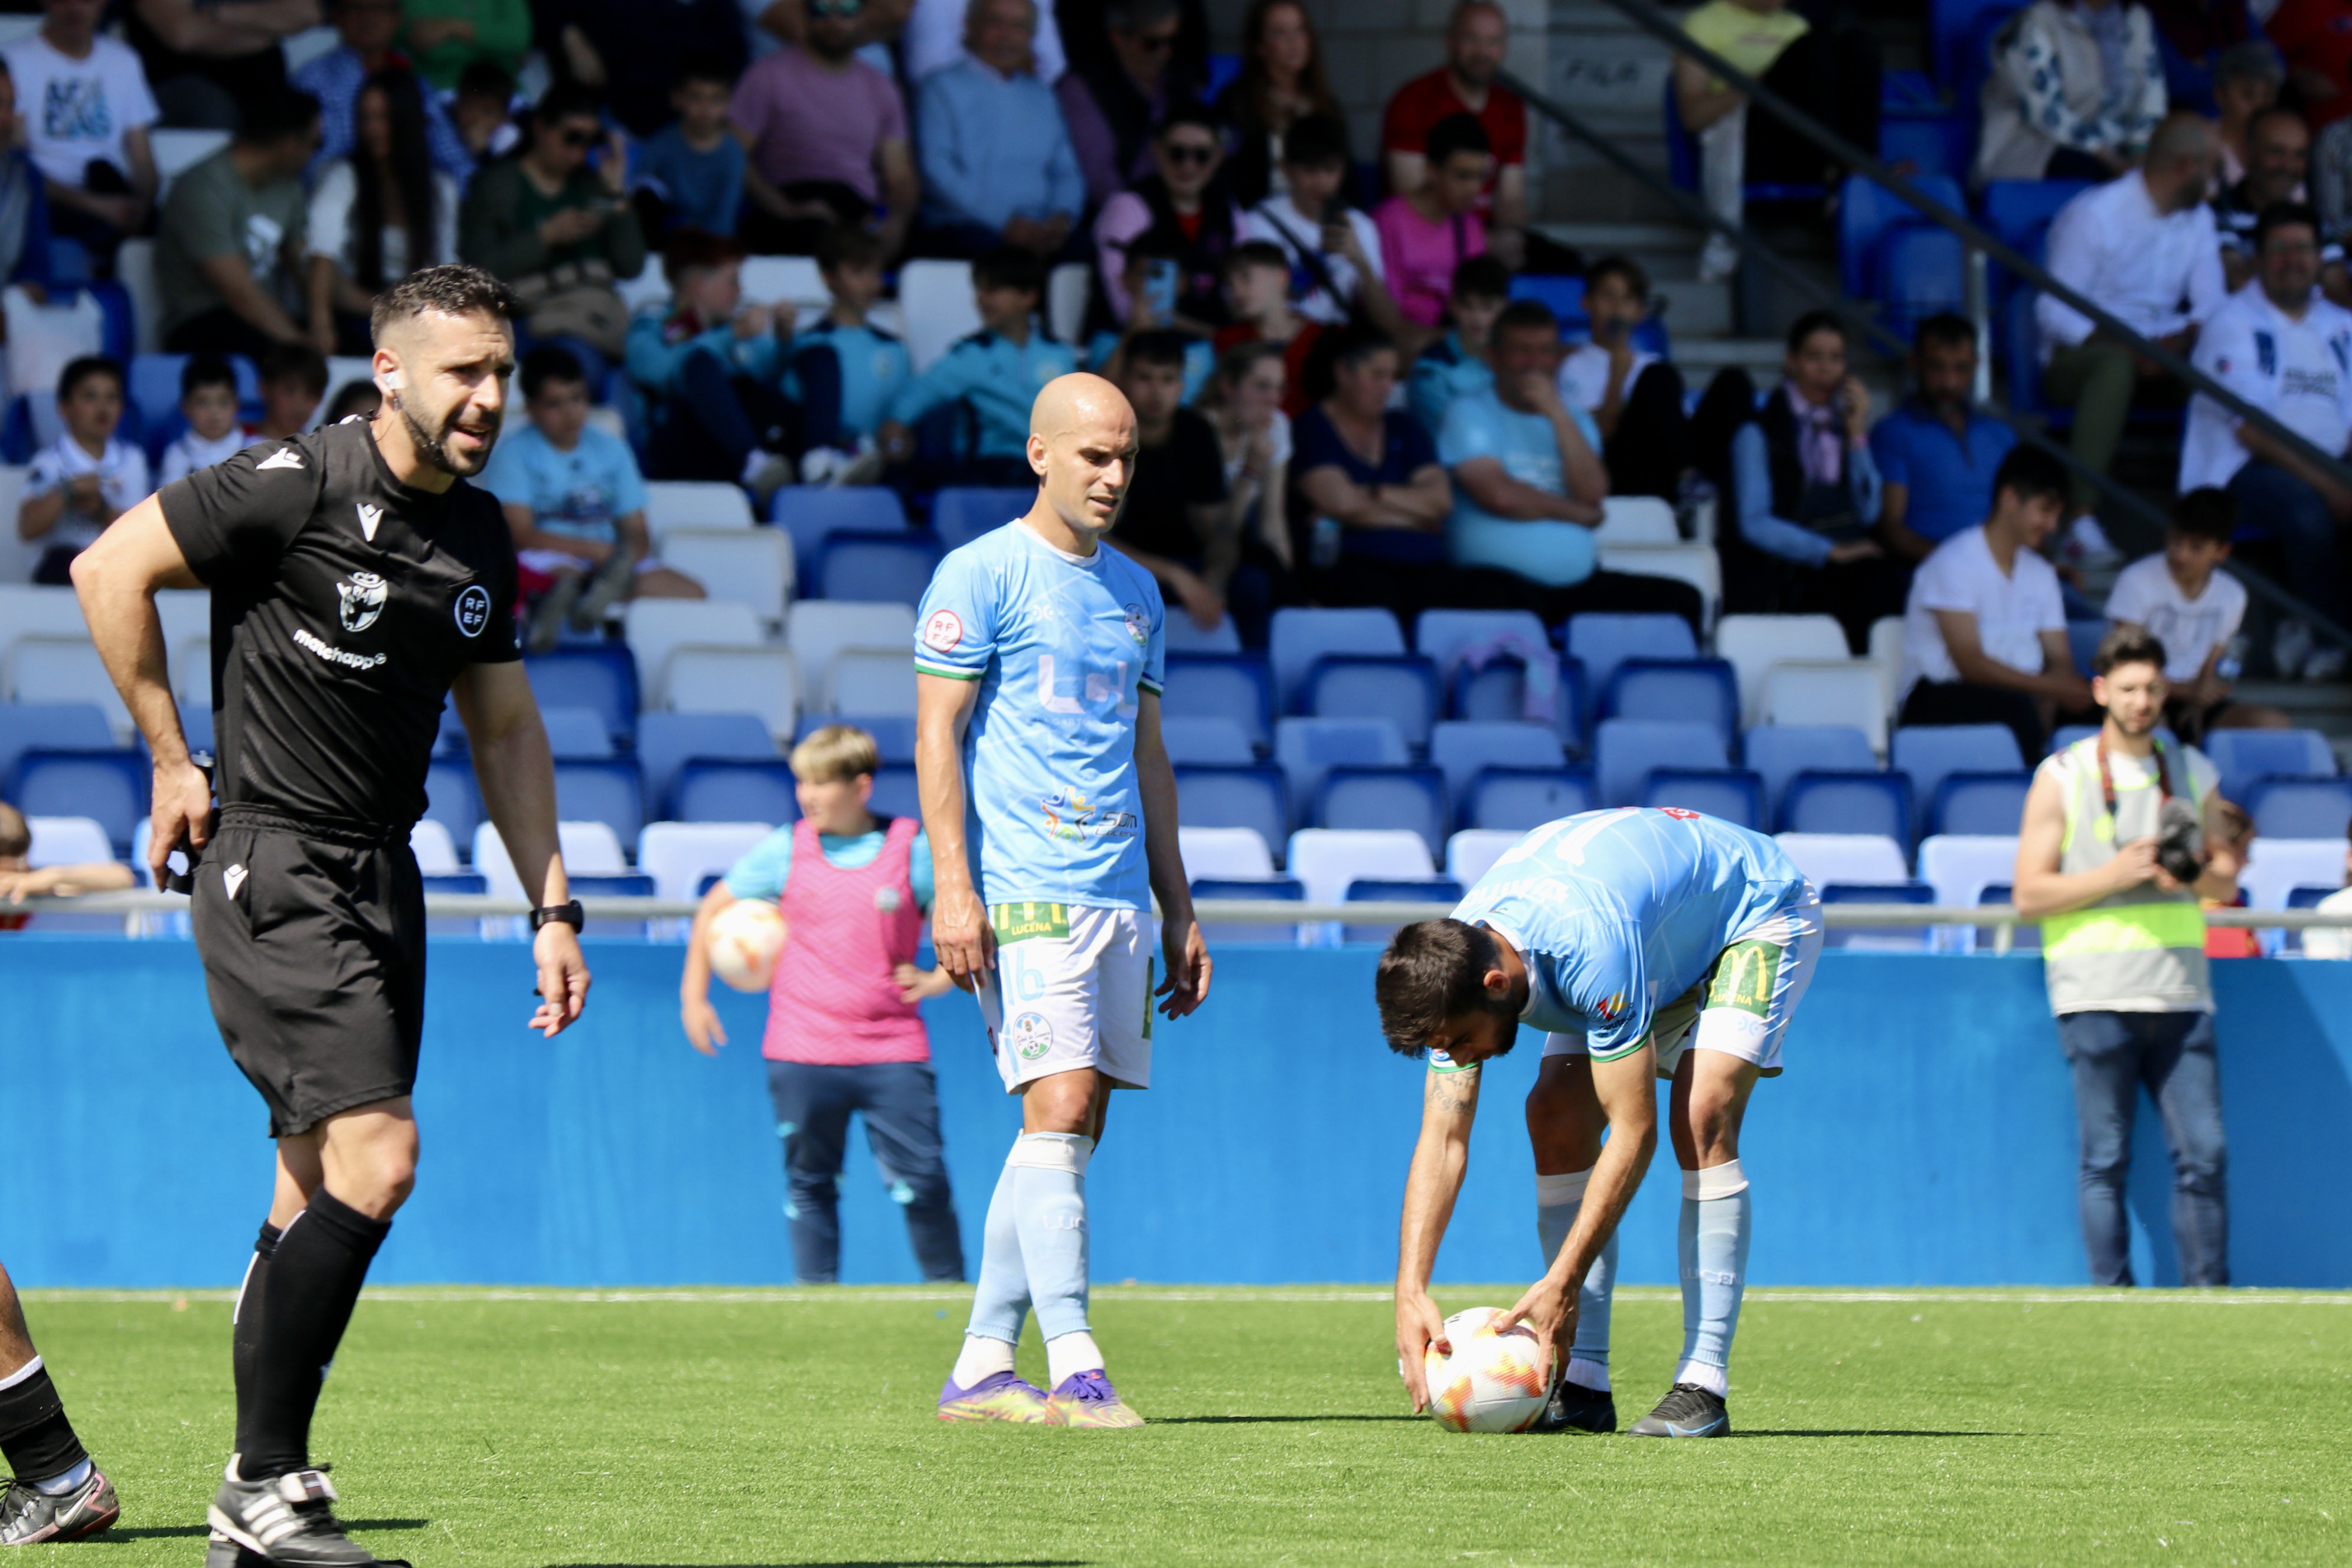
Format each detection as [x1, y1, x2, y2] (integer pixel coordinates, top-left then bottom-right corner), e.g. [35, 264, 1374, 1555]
[0, 1259, 117, 1543]
[916, 371, 1210, 1428]
[1380, 808, 1821, 1439]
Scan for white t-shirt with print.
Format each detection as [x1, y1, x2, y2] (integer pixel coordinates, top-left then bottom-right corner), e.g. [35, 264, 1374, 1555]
[27, 433, 150, 551]
[1557, 342, 1660, 416]
[2103, 552, 2248, 684]
[1900, 524, 2067, 697]
[1242, 195, 1384, 327]
[2, 32, 158, 190]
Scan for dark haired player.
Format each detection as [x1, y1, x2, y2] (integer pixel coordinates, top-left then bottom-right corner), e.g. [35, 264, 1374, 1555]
[1377, 809, 1821, 1440]
[73, 265, 591, 1566]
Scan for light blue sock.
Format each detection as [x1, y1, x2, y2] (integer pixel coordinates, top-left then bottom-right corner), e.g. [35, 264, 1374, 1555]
[1675, 1161, 1752, 1397]
[1010, 1132, 1093, 1342]
[1536, 1171, 1616, 1390]
[962, 1161, 1029, 1346]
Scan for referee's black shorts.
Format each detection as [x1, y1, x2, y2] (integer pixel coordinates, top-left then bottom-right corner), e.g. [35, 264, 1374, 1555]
[192, 805, 427, 1138]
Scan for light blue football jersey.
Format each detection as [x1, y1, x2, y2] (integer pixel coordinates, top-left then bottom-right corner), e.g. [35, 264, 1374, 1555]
[1452, 809, 1811, 1059]
[913, 520, 1167, 910]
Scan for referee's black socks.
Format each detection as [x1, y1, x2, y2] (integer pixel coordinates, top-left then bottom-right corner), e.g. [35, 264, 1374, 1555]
[0, 1357, 90, 1487]
[231, 1220, 283, 1458]
[239, 1193, 390, 1478]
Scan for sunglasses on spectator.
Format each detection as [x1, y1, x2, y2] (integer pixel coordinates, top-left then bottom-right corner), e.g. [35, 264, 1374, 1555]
[1162, 142, 1216, 166]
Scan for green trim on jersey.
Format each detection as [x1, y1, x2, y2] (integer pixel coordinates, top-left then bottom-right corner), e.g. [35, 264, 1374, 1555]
[1427, 1050, 1474, 1074]
[913, 658, 982, 681]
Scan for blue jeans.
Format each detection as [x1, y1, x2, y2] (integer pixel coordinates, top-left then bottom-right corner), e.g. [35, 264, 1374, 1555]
[2054, 1010, 2230, 1286]
[2228, 459, 2349, 629]
[765, 1059, 965, 1285]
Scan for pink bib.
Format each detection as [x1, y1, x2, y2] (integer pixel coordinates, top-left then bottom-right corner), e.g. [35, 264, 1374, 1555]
[762, 816, 930, 1064]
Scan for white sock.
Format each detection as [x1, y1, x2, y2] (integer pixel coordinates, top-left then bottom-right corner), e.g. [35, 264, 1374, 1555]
[32, 1459, 92, 1496]
[1673, 1359, 1729, 1397]
[1046, 1329, 1104, 1386]
[949, 1334, 1017, 1389]
[1566, 1355, 1611, 1393]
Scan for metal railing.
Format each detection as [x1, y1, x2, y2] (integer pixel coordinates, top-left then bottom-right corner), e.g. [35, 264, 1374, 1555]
[1501, 0, 2352, 648]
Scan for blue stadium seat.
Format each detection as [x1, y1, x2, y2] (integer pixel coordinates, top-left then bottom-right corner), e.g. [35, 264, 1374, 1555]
[1664, 77, 1824, 204]
[815, 529, 942, 605]
[1565, 614, 1696, 724]
[1819, 879, 1936, 949]
[422, 872, 489, 896]
[1302, 655, 1440, 750]
[796, 711, 917, 765]
[1461, 767, 1595, 831]
[424, 758, 482, 851]
[1982, 178, 2095, 312]
[870, 763, 922, 819]
[179, 700, 214, 757]
[571, 873, 656, 896]
[1640, 767, 1764, 829]
[1268, 606, 1404, 713]
[1978, 881, 2039, 949]
[770, 485, 906, 583]
[1192, 873, 1302, 945]
[1344, 877, 1464, 903]
[1163, 613, 1243, 654]
[1603, 659, 1739, 747]
[1745, 724, 1876, 821]
[1444, 648, 1586, 746]
[1593, 718, 1727, 808]
[1316, 766, 1448, 858]
[1173, 765, 1289, 857]
[1508, 273, 1669, 357]
[1160, 716, 1256, 765]
[1429, 720, 1564, 798]
[553, 759, 645, 850]
[1838, 174, 1966, 339]
[638, 711, 778, 818]
[1159, 654, 1273, 749]
[1892, 724, 2024, 829]
[1931, 0, 2026, 87]
[9, 749, 143, 856]
[1931, 770, 2033, 837]
[2245, 776, 2352, 840]
[1880, 105, 1971, 181]
[1778, 770, 1913, 842]
[1415, 607, 1550, 674]
[1274, 718, 1409, 823]
[525, 647, 640, 747]
[672, 760, 798, 825]
[541, 705, 616, 759]
[0, 703, 116, 783]
[128, 352, 260, 463]
[2066, 619, 2103, 677]
[930, 487, 1030, 552]
[2204, 728, 2337, 805]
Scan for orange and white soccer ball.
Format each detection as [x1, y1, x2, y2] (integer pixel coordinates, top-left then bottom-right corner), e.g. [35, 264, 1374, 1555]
[707, 900, 787, 992]
[1423, 1307, 1552, 1433]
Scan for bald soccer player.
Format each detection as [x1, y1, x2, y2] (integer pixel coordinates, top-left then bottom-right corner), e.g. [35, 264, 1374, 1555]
[917, 373, 1211, 1429]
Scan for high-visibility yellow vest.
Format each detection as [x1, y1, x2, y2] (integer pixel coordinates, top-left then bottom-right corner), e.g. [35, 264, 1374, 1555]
[2041, 736, 2211, 1015]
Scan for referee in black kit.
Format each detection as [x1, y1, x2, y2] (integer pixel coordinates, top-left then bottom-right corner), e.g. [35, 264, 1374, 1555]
[73, 266, 591, 1567]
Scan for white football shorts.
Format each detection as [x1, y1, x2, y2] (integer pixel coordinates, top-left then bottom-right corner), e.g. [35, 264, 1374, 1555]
[976, 903, 1155, 1093]
[1540, 891, 1824, 1078]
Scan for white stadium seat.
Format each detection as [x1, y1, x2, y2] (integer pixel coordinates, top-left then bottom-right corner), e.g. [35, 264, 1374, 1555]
[1047, 262, 1090, 346]
[154, 589, 210, 650]
[1762, 660, 1889, 756]
[151, 129, 231, 203]
[643, 481, 755, 534]
[664, 645, 799, 742]
[314, 357, 375, 426]
[117, 240, 162, 355]
[624, 599, 763, 701]
[6, 638, 130, 739]
[786, 600, 914, 715]
[279, 24, 340, 73]
[825, 647, 915, 716]
[1596, 543, 1720, 627]
[1715, 614, 1850, 729]
[657, 527, 793, 628]
[898, 259, 981, 371]
[1916, 833, 2023, 952]
[638, 821, 777, 902]
[473, 821, 628, 901]
[1178, 826, 1275, 881]
[174, 637, 210, 710]
[0, 584, 92, 651]
[740, 255, 828, 311]
[1867, 616, 1905, 723]
[27, 815, 112, 868]
[1285, 828, 1434, 905]
[1445, 828, 1524, 888]
[0, 469, 31, 583]
[616, 267, 671, 315]
[1774, 832, 1910, 888]
[1595, 495, 1678, 545]
[409, 819, 461, 874]
[2242, 838, 2348, 912]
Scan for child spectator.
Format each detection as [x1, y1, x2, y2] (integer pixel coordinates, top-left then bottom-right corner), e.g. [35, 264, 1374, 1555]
[1556, 254, 1687, 501]
[155, 354, 252, 486]
[632, 53, 748, 241]
[18, 355, 145, 584]
[876, 246, 1075, 487]
[678, 723, 963, 1288]
[1087, 230, 1216, 401]
[1375, 112, 1491, 331]
[788, 226, 910, 484]
[452, 61, 521, 164]
[1406, 254, 1508, 439]
[622, 228, 799, 496]
[1196, 338, 1292, 638]
[1109, 329, 1243, 633]
[1242, 112, 1404, 337]
[486, 344, 705, 652]
[255, 342, 328, 442]
[1213, 240, 1320, 417]
[2104, 486, 2291, 741]
[0, 799, 132, 930]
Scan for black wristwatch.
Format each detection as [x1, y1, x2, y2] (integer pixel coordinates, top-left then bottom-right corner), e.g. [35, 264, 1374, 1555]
[530, 901, 585, 932]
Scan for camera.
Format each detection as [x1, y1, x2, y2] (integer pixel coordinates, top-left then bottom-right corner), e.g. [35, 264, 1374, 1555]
[2155, 798, 2204, 885]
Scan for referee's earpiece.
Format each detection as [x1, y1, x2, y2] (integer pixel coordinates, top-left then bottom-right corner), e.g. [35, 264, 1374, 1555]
[376, 367, 403, 406]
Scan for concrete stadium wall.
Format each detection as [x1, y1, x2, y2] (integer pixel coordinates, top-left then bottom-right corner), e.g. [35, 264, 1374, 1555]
[3, 939, 2348, 1290]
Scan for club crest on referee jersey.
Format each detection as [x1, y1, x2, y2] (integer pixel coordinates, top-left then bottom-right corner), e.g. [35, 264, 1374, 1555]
[336, 571, 388, 632]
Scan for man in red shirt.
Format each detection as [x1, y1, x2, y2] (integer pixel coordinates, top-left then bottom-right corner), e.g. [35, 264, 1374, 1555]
[2268, 0, 2352, 131]
[1382, 1, 1527, 264]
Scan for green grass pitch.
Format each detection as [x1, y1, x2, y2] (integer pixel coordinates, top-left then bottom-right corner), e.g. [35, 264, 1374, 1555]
[11, 1285, 2351, 1566]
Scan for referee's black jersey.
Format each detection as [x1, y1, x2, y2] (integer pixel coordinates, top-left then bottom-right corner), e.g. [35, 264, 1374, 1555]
[161, 417, 521, 832]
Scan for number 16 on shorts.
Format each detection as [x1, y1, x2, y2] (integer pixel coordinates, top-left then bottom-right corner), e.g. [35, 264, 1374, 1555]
[978, 903, 1155, 1093]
